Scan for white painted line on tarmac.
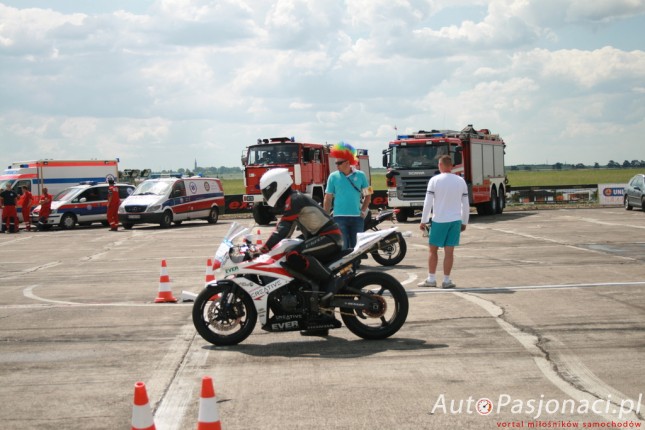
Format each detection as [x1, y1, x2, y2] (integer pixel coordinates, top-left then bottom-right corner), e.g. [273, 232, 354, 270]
[152, 324, 209, 430]
[23, 285, 79, 305]
[455, 292, 643, 422]
[19, 285, 193, 307]
[399, 272, 419, 286]
[409, 281, 645, 294]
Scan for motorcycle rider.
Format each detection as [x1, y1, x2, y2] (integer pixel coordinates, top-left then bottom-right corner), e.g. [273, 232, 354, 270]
[259, 168, 343, 336]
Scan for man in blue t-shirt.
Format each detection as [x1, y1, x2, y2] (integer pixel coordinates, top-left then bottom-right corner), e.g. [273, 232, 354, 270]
[324, 142, 372, 250]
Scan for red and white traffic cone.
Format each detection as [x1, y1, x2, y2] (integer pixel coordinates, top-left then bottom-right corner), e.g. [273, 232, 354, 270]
[155, 259, 177, 303]
[197, 376, 222, 430]
[131, 381, 156, 430]
[205, 258, 215, 285]
[255, 229, 262, 247]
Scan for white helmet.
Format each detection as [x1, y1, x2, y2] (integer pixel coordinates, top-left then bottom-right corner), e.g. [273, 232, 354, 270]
[260, 168, 293, 207]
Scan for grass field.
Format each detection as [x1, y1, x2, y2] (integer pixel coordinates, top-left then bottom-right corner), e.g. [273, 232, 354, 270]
[219, 168, 642, 194]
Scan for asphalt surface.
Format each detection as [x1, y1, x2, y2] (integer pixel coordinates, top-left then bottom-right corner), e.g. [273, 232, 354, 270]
[1, 207, 644, 430]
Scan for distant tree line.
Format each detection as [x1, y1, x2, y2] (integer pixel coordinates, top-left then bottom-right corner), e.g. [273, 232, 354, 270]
[157, 166, 243, 177]
[510, 160, 645, 171]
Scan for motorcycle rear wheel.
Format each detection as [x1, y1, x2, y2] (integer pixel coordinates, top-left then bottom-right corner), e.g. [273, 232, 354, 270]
[370, 232, 407, 266]
[340, 272, 408, 340]
[192, 284, 257, 346]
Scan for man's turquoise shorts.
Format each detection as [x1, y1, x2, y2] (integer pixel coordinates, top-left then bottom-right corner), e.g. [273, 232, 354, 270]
[428, 220, 462, 247]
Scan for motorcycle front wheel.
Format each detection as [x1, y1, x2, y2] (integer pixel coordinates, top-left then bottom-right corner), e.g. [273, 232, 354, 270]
[192, 284, 257, 346]
[370, 232, 407, 266]
[340, 272, 409, 340]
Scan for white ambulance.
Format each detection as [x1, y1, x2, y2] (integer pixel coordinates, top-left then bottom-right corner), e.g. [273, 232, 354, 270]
[118, 177, 225, 229]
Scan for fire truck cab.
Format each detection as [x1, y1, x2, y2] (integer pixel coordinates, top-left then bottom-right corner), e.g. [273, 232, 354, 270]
[383, 125, 507, 221]
[242, 137, 370, 225]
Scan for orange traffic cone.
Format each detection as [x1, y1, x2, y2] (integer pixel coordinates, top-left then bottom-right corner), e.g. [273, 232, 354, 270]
[197, 376, 222, 430]
[155, 259, 177, 303]
[205, 258, 215, 285]
[131, 381, 156, 430]
[255, 229, 262, 247]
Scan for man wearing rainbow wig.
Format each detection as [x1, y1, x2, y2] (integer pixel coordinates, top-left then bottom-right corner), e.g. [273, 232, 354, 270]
[324, 142, 372, 250]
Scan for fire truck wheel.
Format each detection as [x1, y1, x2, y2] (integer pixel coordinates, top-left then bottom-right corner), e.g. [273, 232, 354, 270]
[395, 209, 409, 223]
[490, 188, 499, 214]
[253, 204, 275, 226]
[496, 186, 505, 214]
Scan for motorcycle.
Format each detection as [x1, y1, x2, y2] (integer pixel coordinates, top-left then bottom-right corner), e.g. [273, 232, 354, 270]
[192, 222, 409, 346]
[363, 209, 407, 266]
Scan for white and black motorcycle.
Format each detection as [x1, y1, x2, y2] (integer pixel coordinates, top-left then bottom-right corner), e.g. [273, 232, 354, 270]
[192, 222, 409, 346]
[363, 208, 407, 266]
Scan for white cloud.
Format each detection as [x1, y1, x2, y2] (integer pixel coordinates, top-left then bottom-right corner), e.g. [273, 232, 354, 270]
[0, 0, 644, 171]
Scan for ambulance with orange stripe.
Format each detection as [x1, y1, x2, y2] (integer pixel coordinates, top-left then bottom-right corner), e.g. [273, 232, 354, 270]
[0, 159, 119, 199]
[118, 177, 224, 229]
[0, 159, 119, 219]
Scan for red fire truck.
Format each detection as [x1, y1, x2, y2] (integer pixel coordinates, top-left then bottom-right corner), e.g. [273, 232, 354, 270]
[383, 125, 507, 221]
[242, 137, 370, 225]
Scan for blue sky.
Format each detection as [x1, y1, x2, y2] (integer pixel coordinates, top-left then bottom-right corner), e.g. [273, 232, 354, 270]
[1, 0, 644, 171]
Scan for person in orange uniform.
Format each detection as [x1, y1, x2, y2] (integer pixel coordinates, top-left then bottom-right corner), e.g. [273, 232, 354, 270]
[37, 187, 53, 230]
[20, 185, 33, 231]
[1, 184, 20, 233]
[106, 178, 120, 231]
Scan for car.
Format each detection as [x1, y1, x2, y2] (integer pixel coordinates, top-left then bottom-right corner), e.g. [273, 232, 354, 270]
[31, 182, 135, 229]
[624, 174, 645, 211]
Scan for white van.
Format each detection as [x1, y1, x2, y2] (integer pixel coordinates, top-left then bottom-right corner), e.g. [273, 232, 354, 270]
[118, 177, 224, 229]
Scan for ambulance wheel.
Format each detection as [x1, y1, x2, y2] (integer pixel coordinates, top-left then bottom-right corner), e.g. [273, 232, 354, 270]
[160, 211, 173, 228]
[207, 207, 219, 224]
[59, 213, 77, 230]
[122, 223, 133, 230]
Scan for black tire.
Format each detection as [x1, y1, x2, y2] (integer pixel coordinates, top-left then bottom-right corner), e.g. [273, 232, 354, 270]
[340, 272, 408, 340]
[395, 209, 408, 223]
[624, 197, 633, 210]
[253, 204, 275, 226]
[122, 223, 134, 230]
[490, 187, 498, 215]
[160, 211, 173, 228]
[496, 186, 505, 214]
[173, 221, 183, 226]
[370, 232, 407, 266]
[641, 198, 645, 212]
[101, 221, 109, 227]
[192, 284, 257, 346]
[59, 213, 77, 230]
[207, 207, 219, 224]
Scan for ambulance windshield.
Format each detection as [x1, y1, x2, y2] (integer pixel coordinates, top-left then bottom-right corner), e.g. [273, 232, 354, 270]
[53, 187, 83, 201]
[133, 181, 171, 196]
